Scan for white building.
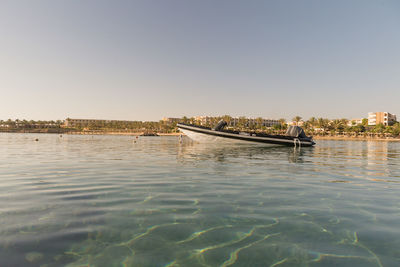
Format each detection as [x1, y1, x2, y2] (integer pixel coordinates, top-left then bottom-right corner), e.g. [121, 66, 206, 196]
[368, 112, 397, 126]
[347, 119, 364, 126]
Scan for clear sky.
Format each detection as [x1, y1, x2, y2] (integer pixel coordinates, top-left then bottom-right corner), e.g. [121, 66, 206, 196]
[1, 0, 399, 121]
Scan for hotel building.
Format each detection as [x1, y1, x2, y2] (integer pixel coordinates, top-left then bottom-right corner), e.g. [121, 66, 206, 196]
[347, 118, 364, 126]
[194, 116, 280, 127]
[162, 117, 182, 124]
[368, 112, 397, 126]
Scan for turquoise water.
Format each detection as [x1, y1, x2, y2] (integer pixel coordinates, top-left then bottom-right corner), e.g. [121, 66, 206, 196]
[0, 133, 399, 267]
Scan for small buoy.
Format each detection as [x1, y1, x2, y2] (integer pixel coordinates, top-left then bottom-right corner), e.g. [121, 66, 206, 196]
[133, 140, 137, 143]
[35, 138, 39, 141]
[136, 136, 139, 139]
[60, 135, 62, 137]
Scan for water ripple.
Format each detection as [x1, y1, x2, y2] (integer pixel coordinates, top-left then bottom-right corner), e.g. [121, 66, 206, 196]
[0, 135, 399, 266]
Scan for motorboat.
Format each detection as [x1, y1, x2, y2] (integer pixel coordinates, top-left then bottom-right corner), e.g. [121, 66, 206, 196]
[177, 120, 315, 147]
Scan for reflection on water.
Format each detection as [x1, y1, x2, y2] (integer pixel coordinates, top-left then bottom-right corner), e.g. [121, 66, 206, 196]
[177, 141, 309, 163]
[0, 134, 400, 266]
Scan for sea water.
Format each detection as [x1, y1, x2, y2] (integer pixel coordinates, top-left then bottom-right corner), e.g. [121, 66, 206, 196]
[0, 133, 399, 266]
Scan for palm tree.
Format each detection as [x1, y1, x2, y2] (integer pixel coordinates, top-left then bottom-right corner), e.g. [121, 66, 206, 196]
[391, 123, 400, 136]
[316, 118, 330, 134]
[308, 117, 317, 128]
[292, 116, 302, 126]
[340, 118, 349, 128]
[302, 121, 311, 132]
[182, 116, 189, 124]
[373, 123, 385, 135]
[222, 115, 233, 127]
[255, 117, 264, 130]
[331, 119, 340, 131]
[238, 116, 247, 130]
[6, 119, 15, 127]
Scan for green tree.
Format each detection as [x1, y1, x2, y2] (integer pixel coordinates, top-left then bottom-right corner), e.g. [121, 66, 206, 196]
[238, 116, 247, 129]
[317, 118, 330, 133]
[391, 123, 400, 136]
[255, 117, 264, 130]
[308, 117, 317, 128]
[6, 119, 15, 127]
[182, 116, 189, 124]
[292, 116, 302, 126]
[373, 123, 385, 134]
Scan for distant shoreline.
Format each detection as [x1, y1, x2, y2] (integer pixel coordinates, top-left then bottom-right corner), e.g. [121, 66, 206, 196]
[0, 130, 183, 136]
[65, 131, 183, 136]
[2, 130, 400, 141]
[313, 136, 400, 142]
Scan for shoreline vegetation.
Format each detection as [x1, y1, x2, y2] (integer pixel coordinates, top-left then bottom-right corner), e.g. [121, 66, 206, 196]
[1, 116, 399, 141]
[312, 136, 400, 141]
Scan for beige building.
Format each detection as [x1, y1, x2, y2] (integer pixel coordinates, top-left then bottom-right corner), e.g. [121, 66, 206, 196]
[347, 118, 364, 126]
[368, 112, 397, 126]
[249, 118, 280, 127]
[194, 116, 213, 126]
[288, 121, 304, 126]
[161, 117, 182, 124]
[194, 116, 280, 127]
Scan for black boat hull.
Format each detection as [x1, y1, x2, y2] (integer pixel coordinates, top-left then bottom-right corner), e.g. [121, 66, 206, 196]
[177, 124, 315, 147]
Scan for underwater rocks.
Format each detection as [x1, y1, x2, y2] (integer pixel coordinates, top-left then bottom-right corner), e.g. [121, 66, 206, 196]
[25, 251, 43, 263]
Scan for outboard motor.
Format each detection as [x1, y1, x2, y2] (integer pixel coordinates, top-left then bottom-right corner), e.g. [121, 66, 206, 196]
[212, 120, 227, 131]
[285, 126, 308, 138]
